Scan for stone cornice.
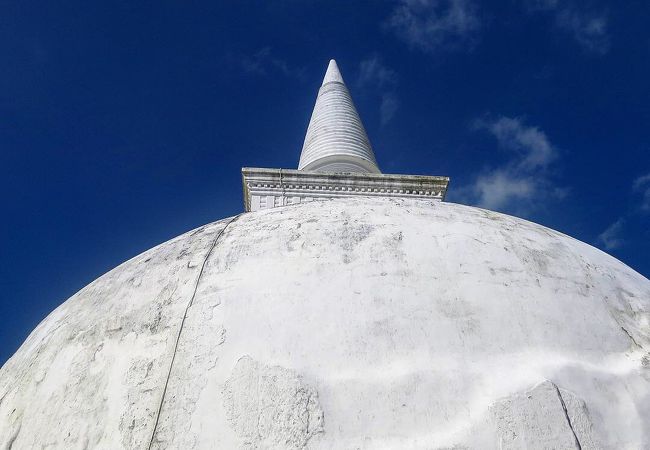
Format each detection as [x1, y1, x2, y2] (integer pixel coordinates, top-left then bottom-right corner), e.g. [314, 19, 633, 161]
[241, 167, 450, 212]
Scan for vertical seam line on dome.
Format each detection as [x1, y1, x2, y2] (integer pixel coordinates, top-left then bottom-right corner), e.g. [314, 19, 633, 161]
[146, 214, 242, 450]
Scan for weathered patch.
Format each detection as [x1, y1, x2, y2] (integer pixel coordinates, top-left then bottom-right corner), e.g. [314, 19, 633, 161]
[223, 356, 324, 450]
[490, 380, 598, 449]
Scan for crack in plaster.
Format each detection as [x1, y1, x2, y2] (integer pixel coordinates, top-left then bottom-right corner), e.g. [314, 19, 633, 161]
[552, 382, 582, 450]
[5, 422, 20, 450]
[620, 326, 642, 349]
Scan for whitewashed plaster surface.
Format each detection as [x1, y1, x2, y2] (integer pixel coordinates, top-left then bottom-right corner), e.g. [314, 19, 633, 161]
[0, 197, 648, 449]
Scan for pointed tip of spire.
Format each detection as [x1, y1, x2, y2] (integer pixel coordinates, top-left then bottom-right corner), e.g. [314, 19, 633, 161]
[322, 59, 344, 85]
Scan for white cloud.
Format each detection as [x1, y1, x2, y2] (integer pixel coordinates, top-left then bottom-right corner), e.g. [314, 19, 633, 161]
[475, 116, 556, 170]
[597, 219, 625, 250]
[457, 116, 563, 213]
[523, 1, 610, 54]
[242, 48, 303, 78]
[633, 172, 650, 212]
[470, 170, 536, 211]
[387, 0, 480, 53]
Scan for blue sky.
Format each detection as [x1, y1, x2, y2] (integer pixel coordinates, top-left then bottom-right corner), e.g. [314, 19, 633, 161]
[1, 0, 649, 364]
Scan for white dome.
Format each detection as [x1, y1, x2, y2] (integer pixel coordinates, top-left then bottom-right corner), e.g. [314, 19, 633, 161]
[1, 197, 648, 449]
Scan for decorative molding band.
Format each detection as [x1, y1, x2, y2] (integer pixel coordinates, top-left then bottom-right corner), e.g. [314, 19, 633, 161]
[241, 167, 450, 212]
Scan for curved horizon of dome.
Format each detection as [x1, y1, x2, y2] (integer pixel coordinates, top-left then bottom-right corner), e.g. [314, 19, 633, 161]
[0, 197, 648, 449]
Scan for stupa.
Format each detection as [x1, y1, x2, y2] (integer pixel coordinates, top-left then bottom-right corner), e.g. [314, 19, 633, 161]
[241, 60, 448, 212]
[0, 60, 649, 450]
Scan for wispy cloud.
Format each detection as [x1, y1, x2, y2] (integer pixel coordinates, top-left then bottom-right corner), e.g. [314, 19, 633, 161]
[359, 56, 397, 88]
[597, 218, 625, 250]
[594, 173, 650, 253]
[387, 0, 480, 53]
[556, 9, 610, 54]
[358, 55, 400, 125]
[380, 93, 400, 125]
[524, 1, 610, 54]
[456, 116, 564, 213]
[241, 47, 303, 78]
[633, 172, 650, 212]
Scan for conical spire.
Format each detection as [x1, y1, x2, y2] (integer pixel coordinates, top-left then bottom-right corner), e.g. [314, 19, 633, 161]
[322, 59, 344, 84]
[298, 60, 380, 174]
